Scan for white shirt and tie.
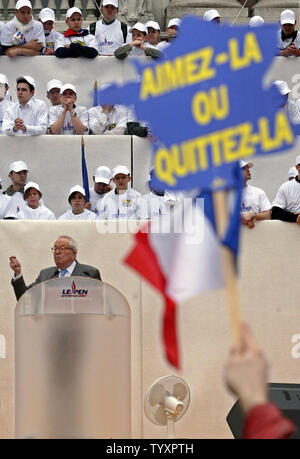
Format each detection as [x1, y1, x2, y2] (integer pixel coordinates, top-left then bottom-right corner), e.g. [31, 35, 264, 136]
[58, 260, 77, 277]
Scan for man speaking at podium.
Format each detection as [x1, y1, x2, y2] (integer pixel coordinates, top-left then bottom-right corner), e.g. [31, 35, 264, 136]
[9, 235, 101, 300]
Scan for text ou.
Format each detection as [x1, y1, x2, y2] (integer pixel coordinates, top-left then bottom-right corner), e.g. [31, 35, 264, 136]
[192, 85, 229, 125]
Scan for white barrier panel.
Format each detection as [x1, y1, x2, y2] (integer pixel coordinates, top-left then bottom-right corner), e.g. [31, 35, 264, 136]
[0, 220, 300, 438]
[0, 134, 134, 217]
[132, 135, 152, 195]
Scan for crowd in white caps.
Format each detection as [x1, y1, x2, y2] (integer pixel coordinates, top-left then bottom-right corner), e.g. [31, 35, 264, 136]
[0, 4, 300, 137]
[0, 75, 143, 136]
[2, 73, 300, 137]
[2, 156, 300, 226]
[1, 2, 297, 59]
[0, 161, 181, 221]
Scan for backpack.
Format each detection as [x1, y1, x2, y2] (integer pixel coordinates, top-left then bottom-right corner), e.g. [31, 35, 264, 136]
[89, 20, 128, 43]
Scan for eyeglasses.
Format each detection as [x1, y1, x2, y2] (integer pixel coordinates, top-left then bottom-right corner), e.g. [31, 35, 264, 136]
[51, 246, 71, 253]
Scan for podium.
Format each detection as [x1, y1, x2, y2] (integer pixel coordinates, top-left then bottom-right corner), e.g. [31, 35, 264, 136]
[15, 277, 131, 439]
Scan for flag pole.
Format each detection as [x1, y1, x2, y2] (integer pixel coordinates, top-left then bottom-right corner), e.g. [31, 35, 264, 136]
[81, 136, 90, 203]
[93, 80, 98, 107]
[212, 190, 241, 347]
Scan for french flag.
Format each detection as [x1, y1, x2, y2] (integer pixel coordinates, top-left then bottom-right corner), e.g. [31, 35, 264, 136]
[124, 165, 242, 368]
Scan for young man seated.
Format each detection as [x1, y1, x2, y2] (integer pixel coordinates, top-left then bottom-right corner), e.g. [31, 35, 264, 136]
[88, 84, 127, 135]
[0, 74, 13, 134]
[58, 186, 97, 220]
[2, 76, 47, 136]
[1, 0, 45, 58]
[114, 22, 161, 59]
[90, 0, 131, 56]
[97, 165, 148, 220]
[157, 18, 181, 52]
[17, 181, 55, 220]
[48, 83, 88, 135]
[39, 7, 62, 55]
[278, 9, 300, 57]
[55, 7, 99, 58]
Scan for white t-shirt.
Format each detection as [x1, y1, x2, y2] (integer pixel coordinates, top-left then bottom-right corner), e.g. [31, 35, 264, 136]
[97, 188, 148, 220]
[54, 32, 99, 53]
[157, 41, 170, 51]
[89, 188, 108, 214]
[143, 192, 170, 219]
[17, 204, 55, 220]
[1, 18, 45, 47]
[88, 104, 127, 135]
[0, 98, 13, 134]
[241, 184, 271, 213]
[48, 105, 88, 135]
[44, 29, 62, 52]
[2, 98, 48, 135]
[92, 19, 131, 56]
[58, 208, 97, 220]
[272, 177, 300, 213]
[0, 194, 11, 218]
[277, 28, 300, 51]
[285, 100, 300, 124]
[4, 191, 26, 218]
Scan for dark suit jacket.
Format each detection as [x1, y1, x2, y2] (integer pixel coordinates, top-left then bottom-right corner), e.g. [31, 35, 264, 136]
[12, 261, 101, 301]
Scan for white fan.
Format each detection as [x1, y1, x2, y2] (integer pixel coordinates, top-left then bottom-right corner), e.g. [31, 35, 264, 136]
[144, 375, 190, 439]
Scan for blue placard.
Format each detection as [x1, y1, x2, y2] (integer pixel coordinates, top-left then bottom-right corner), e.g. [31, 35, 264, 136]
[100, 16, 299, 191]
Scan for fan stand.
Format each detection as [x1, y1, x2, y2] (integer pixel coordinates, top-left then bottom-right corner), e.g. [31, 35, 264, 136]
[166, 413, 176, 439]
[144, 375, 190, 439]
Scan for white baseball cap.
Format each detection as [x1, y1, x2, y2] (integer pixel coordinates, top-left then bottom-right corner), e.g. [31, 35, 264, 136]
[240, 159, 253, 169]
[129, 22, 147, 34]
[203, 9, 220, 22]
[16, 75, 36, 89]
[146, 21, 160, 31]
[66, 7, 82, 19]
[167, 18, 181, 28]
[94, 166, 112, 184]
[102, 0, 118, 7]
[280, 9, 296, 25]
[47, 79, 63, 92]
[289, 166, 298, 178]
[60, 83, 77, 95]
[112, 165, 130, 177]
[24, 181, 41, 195]
[9, 161, 29, 173]
[295, 155, 300, 166]
[249, 16, 264, 27]
[15, 0, 32, 10]
[68, 185, 86, 199]
[274, 80, 291, 95]
[0, 73, 8, 85]
[39, 8, 55, 22]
